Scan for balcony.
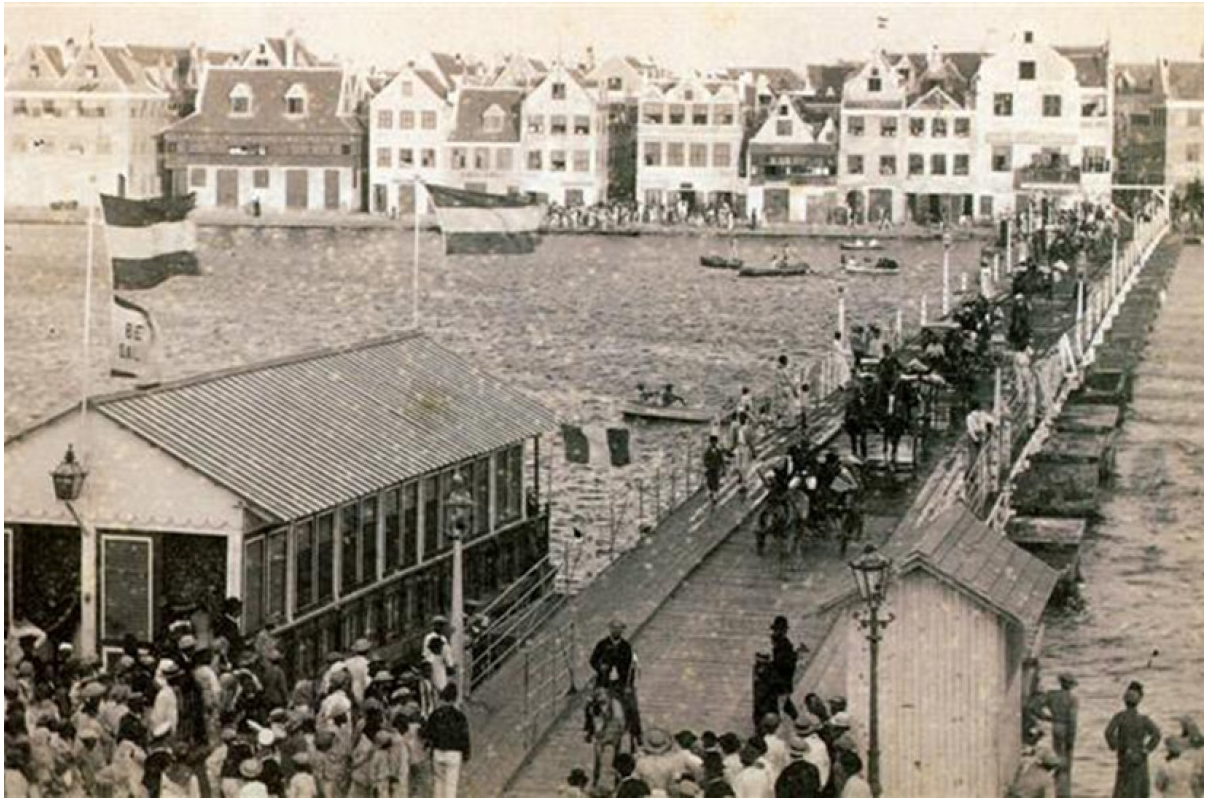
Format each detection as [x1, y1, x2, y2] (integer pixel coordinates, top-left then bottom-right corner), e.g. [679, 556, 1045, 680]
[1016, 158, 1082, 189]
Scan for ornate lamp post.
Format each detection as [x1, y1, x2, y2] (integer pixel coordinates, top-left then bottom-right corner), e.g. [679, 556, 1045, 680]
[50, 445, 95, 656]
[849, 544, 894, 797]
[445, 471, 474, 700]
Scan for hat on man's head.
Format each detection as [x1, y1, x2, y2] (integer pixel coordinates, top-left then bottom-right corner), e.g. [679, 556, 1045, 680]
[793, 714, 823, 736]
[770, 615, 789, 632]
[1127, 680, 1145, 696]
[352, 638, 372, 654]
[641, 728, 673, 755]
[178, 635, 196, 650]
[608, 619, 626, 632]
[431, 615, 448, 626]
[81, 681, 108, 699]
[239, 758, 263, 779]
[829, 712, 852, 730]
[787, 735, 811, 757]
[256, 728, 276, 748]
[372, 670, 394, 684]
[1058, 673, 1077, 688]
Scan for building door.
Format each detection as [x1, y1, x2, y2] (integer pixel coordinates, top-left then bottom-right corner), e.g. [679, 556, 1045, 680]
[374, 184, 388, 214]
[765, 189, 790, 223]
[980, 195, 994, 220]
[286, 169, 309, 209]
[869, 189, 893, 223]
[324, 169, 340, 210]
[101, 535, 153, 644]
[397, 184, 415, 215]
[216, 169, 239, 208]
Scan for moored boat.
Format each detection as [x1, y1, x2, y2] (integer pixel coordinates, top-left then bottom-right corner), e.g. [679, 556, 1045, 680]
[843, 257, 901, 275]
[700, 255, 743, 269]
[737, 262, 811, 278]
[621, 402, 716, 423]
[839, 238, 885, 251]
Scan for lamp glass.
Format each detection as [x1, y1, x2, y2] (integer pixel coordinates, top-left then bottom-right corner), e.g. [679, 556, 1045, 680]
[849, 546, 891, 606]
[50, 445, 87, 502]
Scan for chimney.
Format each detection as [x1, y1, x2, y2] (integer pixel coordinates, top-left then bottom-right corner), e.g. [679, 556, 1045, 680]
[64, 37, 80, 69]
[927, 44, 942, 73]
[586, 45, 596, 71]
[1024, 30, 1034, 44]
[285, 28, 296, 67]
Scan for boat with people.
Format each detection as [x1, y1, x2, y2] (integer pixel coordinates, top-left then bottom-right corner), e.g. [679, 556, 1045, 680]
[839, 238, 885, 251]
[842, 255, 901, 275]
[737, 262, 811, 278]
[700, 255, 743, 270]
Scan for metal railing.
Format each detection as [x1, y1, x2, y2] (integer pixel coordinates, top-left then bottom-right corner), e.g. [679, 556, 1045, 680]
[520, 620, 580, 750]
[469, 555, 565, 689]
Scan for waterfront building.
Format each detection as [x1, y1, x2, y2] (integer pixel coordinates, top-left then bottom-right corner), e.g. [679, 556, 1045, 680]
[586, 55, 661, 199]
[810, 505, 1060, 797]
[635, 74, 746, 211]
[4, 36, 174, 207]
[1159, 60, 1204, 190]
[161, 57, 364, 212]
[520, 63, 610, 205]
[491, 53, 550, 90]
[368, 64, 456, 214]
[745, 92, 839, 223]
[445, 87, 526, 196]
[1113, 62, 1167, 186]
[3, 332, 556, 676]
[972, 30, 1113, 215]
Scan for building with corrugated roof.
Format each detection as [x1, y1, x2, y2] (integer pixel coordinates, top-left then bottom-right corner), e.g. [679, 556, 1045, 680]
[804, 504, 1060, 797]
[4, 331, 556, 675]
[4, 36, 175, 207]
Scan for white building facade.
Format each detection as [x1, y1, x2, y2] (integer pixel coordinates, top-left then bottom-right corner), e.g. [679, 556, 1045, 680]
[520, 64, 609, 205]
[368, 65, 455, 215]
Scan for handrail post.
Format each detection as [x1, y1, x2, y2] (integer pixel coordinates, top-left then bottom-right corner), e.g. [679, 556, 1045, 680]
[654, 466, 662, 519]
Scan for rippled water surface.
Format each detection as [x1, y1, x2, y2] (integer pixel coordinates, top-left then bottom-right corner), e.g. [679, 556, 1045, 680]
[1039, 246, 1204, 797]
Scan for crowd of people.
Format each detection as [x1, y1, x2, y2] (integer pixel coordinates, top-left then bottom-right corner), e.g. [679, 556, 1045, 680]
[4, 609, 474, 797]
[543, 200, 742, 231]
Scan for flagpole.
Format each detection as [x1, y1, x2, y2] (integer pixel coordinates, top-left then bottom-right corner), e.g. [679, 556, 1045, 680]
[77, 180, 98, 659]
[81, 183, 96, 445]
[413, 177, 422, 329]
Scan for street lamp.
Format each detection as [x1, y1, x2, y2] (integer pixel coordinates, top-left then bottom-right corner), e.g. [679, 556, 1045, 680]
[849, 544, 894, 797]
[50, 445, 96, 657]
[445, 470, 474, 700]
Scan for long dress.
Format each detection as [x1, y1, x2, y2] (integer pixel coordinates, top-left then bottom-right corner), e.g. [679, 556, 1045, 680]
[1106, 707, 1162, 798]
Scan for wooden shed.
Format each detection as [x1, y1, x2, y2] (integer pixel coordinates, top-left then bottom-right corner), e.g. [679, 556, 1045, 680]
[801, 505, 1060, 797]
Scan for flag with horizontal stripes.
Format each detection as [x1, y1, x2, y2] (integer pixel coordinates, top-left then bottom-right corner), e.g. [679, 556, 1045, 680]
[425, 183, 545, 255]
[101, 193, 200, 290]
[562, 424, 633, 466]
[110, 294, 159, 380]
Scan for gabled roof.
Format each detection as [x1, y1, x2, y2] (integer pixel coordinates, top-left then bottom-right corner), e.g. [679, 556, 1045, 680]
[52, 331, 556, 521]
[1114, 62, 1161, 94]
[166, 67, 359, 136]
[1166, 61, 1204, 102]
[449, 87, 524, 143]
[909, 84, 964, 111]
[5, 40, 165, 95]
[728, 67, 806, 93]
[1056, 45, 1109, 88]
[415, 69, 448, 100]
[802, 64, 853, 100]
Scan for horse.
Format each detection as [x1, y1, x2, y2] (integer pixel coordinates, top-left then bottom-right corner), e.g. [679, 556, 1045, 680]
[584, 684, 631, 790]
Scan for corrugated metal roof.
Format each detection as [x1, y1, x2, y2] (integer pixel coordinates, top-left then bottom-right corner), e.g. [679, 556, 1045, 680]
[94, 331, 555, 521]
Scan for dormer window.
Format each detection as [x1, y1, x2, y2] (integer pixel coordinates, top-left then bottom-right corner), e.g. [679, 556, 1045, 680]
[400, 81, 413, 97]
[285, 84, 307, 117]
[483, 104, 505, 132]
[28, 64, 40, 78]
[684, 90, 694, 101]
[607, 76, 623, 91]
[84, 64, 98, 80]
[898, 68, 910, 83]
[551, 82, 566, 100]
[868, 69, 882, 93]
[229, 83, 253, 116]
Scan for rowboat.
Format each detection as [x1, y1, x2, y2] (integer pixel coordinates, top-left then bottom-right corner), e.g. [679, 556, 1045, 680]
[843, 257, 901, 275]
[621, 402, 715, 424]
[737, 262, 812, 278]
[839, 238, 884, 251]
[700, 255, 743, 270]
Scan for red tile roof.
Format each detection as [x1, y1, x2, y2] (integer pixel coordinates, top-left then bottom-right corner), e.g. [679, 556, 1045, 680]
[166, 67, 360, 136]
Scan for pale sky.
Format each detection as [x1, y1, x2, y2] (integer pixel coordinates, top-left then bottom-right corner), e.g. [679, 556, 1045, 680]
[4, 2, 1204, 73]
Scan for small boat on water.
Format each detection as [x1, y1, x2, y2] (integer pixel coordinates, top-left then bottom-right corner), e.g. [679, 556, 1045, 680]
[621, 402, 715, 424]
[843, 257, 901, 275]
[700, 255, 743, 270]
[737, 262, 811, 278]
[839, 238, 885, 251]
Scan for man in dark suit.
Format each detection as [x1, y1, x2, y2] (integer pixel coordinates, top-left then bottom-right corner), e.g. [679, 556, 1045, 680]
[591, 620, 642, 746]
[770, 616, 801, 721]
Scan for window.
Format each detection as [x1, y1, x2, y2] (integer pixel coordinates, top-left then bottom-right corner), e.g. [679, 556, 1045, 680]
[1024, 31, 1034, 43]
[908, 154, 924, 175]
[421, 111, 437, 130]
[494, 445, 523, 526]
[692, 104, 709, 125]
[573, 150, 590, 172]
[1130, 112, 1152, 127]
[880, 117, 898, 137]
[847, 116, 865, 136]
[669, 104, 685, 125]
[360, 497, 377, 584]
[931, 118, 947, 137]
[776, 119, 793, 136]
[574, 115, 590, 135]
[451, 148, 467, 170]
[954, 118, 970, 137]
[880, 155, 897, 175]
[399, 149, 414, 167]
[551, 82, 566, 100]
[1043, 95, 1062, 118]
[377, 147, 392, 168]
[28, 64, 40, 79]
[683, 90, 694, 101]
[993, 93, 1013, 117]
[550, 150, 567, 171]
[42, 99, 59, 117]
[607, 76, 623, 91]
[294, 519, 315, 610]
[401, 482, 419, 568]
[868, 74, 882, 93]
[550, 115, 567, 135]
[473, 148, 489, 170]
[689, 143, 707, 167]
[421, 149, 436, 168]
[992, 145, 1011, 172]
[12, 99, 29, 116]
[644, 142, 661, 166]
[421, 475, 440, 559]
[285, 85, 307, 116]
[931, 154, 946, 175]
[666, 142, 685, 166]
[1019, 61, 1036, 80]
[383, 490, 401, 573]
[399, 110, 414, 129]
[1189, 110, 1203, 128]
[229, 84, 252, 115]
[244, 539, 264, 630]
[1187, 144, 1201, 163]
[847, 155, 864, 175]
[954, 154, 969, 175]
[316, 513, 334, 604]
[253, 169, 269, 188]
[642, 103, 664, 124]
[527, 150, 543, 170]
[527, 115, 545, 134]
[340, 503, 359, 592]
[190, 168, 207, 187]
[84, 64, 99, 80]
[715, 106, 736, 126]
[483, 106, 504, 132]
[1083, 146, 1108, 172]
[472, 458, 490, 537]
[910, 118, 925, 137]
[496, 148, 513, 170]
[266, 532, 286, 622]
[1150, 108, 1166, 126]
[377, 110, 394, 129]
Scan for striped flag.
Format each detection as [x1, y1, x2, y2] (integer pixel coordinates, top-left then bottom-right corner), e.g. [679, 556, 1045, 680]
[562, 424, 632, 467]
[425, 183, 545, 255]
[100, 193, 200, 290]
[877, 15, 889, 29]
[110, 294, 159, 380]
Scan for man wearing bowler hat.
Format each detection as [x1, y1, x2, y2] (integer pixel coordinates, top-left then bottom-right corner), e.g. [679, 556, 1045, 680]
[1040, 672, 1079, 798]
[590, 619, 642, 746]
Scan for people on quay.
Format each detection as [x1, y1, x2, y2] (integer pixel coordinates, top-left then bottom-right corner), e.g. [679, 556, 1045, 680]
[424, 683, 470, 798]
[590, 620, 643, 748]
[422, 617, 455, 693]
[1154, 736, 1198, 798]
[702, 435, 730, 507]
[1105, 681, 1162, 798]
[768, 617, 801, 723]
[636, 383, 660, 405]
[730, 412, 755, 498]
[1175, 716, 1205, 797]
[1039, 672, 1079, 798]
[774, 355, 797, 427]
[843, 381, 870, 461]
